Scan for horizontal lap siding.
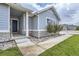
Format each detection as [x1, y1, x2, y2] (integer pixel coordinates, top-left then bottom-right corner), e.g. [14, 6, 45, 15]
[29, 17, 33, 30]
[29, 16, 38, 30]
[29, 16, 39, 37]
[38, 9, 58, 30]
[0, 4, 9, 31]
[38, 9, 59, 37]
[32, 16, 38, 30]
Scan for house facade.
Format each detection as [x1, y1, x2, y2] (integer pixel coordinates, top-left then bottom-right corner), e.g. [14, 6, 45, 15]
[0, 3, 60, 42]
[29, 7, 60, 38]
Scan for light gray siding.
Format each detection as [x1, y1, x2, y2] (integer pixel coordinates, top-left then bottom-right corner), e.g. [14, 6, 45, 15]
[38, 9, 58, 30]
[38, 9, 59, 37]
[19, 17, 23, 34]
[29, 17, 33, 30]
[32, 16, 38, 30]
[0, 4, 10, 31]
[29, 16, 38, 37]
[19, 16, 26, 35]
[29, 16, 38, 30]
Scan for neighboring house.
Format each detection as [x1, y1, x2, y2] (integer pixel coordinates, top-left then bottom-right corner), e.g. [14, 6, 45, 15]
[62, 24, 77, 30]
[0, 3, 60, 42]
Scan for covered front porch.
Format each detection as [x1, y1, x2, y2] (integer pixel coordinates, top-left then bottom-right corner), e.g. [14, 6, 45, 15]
[10, 6, 29, 39]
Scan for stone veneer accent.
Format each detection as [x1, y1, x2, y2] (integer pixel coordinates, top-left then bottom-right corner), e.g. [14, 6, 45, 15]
[0, 40, 16, 50]
[0, 32, 16, 50]
[39, 31, 52, 38]
[29, 31, 52, 38]
[29, 31, 39, 38]
[0, 32, 11, 42]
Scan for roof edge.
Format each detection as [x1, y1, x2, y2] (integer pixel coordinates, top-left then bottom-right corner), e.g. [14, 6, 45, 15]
[32, 5, 61, 21]
[6, 3, 33, 12]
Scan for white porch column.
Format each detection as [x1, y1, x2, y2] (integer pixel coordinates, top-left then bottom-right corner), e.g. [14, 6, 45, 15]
[23, 14, 26, 32]
[26, 12, 29, 37]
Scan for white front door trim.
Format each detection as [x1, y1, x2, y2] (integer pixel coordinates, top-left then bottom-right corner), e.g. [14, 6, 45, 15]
[11, 18, 19, 33]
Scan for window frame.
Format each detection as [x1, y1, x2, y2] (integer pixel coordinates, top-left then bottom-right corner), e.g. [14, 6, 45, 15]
[46, 17, 54, 25]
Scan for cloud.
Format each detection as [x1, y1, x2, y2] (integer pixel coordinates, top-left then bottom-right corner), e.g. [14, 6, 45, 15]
[32, 3, 54, 10]
[55, 3, 79, 25]
[31, 4, 43, 10]
[21, 3, 53, 11]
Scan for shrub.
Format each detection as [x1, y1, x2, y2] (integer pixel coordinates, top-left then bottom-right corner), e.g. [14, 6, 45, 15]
[76, 26, 79, 30]
[47, 24, 54, 33]
[47, 24, 63, 34]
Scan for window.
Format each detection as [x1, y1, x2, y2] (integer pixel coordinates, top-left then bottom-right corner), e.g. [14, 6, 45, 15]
[47, 18, 53, 24]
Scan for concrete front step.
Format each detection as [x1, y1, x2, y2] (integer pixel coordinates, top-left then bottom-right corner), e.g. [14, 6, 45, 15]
[15, 38, 35, 47]
[12, 36, 27, 39]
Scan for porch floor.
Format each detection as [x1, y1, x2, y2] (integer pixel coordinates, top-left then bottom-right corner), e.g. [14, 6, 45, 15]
[12, 33, 27, 39]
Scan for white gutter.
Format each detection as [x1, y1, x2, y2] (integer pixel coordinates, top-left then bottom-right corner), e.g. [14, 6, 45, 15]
[32, 5, 61, 21]
[32, 5, 54, 14]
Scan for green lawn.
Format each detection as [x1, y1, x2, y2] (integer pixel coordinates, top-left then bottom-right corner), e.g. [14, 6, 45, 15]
[39, 35, 79, 56]
[0, 47, 22, 56]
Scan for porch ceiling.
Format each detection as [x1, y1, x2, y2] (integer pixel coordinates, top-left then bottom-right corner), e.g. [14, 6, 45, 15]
[10, 8, 24, 17]
[7, 3, 33, 12]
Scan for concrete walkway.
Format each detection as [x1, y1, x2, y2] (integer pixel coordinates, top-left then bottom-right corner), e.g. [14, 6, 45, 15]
[15, 38, 35, 47]
[18, 34, 72, 56]
[60, 30, 79, 34]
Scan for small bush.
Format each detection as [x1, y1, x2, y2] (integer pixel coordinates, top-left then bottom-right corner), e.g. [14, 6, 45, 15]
[47, 24, 54, 33]
[47, 24, 63, 34]
[76, 26, 79, 30]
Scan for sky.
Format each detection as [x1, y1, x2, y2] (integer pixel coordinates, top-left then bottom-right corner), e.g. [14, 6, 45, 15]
[21, 3, 79, 25]
[55, 3, 79, 25]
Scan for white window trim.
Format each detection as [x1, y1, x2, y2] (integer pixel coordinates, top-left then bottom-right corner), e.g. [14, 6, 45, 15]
[46, 17, 56, 24]
[46, 17, 53, 20]
[11, 18, 19, 20]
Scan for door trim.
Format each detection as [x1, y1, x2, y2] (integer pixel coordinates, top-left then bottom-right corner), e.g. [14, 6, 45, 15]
[11, 18, 19, 33]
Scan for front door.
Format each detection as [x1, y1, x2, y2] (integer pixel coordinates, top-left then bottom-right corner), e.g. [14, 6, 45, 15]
[12, 20, 17, 32]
